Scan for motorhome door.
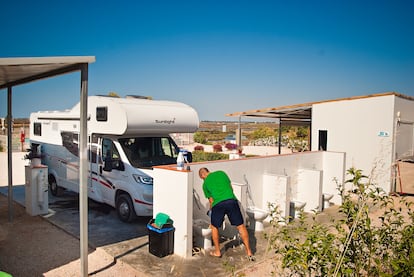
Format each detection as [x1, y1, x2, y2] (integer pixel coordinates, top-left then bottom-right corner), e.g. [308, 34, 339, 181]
[90, 137, 120, 205]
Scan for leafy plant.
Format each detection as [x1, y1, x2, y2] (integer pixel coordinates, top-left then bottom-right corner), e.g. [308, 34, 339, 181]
[213, 144, 223, 152]
[225, 143, 238, 151]
[192, 151, 228, 162]
[194, 145, 204, 151]
[267, 167, 414, 276]
[193, 131, 208, 144]
[250, 126, 277, 140]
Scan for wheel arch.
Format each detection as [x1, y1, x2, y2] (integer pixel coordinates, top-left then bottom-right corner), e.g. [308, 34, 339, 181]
[115, 189, 130, 202]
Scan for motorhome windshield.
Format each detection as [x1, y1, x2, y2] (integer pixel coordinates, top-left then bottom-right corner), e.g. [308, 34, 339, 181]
[119, 137, 179, 169]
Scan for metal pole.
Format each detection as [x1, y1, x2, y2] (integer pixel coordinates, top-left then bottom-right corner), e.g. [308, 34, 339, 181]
[237, 116, 242, 147]
[7, 86, 13, 222]
[79, 64, 89, 277]
[278, 119, 282, 155]
[309, 120, 312, 151]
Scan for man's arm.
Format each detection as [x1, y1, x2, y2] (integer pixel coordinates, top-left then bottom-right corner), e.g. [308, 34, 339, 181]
[208, 197, 213, 209]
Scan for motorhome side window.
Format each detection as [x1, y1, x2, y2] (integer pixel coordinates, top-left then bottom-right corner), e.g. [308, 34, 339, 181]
[160, 137, 177, 158]
[61, 131, 79, 157]
[88, 134, 99, 163]
[102, 138, 120, 161]
[33, 122, 42, 136]
[88, 136, 97, 163]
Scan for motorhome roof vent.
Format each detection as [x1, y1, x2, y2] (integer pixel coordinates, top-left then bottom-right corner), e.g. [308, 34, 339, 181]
[125, 95, 152, 100]
[96, 94, 120, 98]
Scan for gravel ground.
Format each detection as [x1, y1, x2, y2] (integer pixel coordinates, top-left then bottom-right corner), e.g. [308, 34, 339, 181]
[2, 191, 413, 276]
[0, 192, 278, 277]
[0, 150, 286, 277]
[2, 152, 413, 276]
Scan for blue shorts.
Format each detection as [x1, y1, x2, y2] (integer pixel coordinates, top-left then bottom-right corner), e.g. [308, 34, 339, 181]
[211, 199, 244, 228]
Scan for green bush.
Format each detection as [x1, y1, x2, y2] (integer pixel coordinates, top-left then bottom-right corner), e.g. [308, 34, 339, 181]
[250, 126, 277, 140]
[267, 167, 414, 276]
[192, 150, 228, 162]
[193, 131, 208, 144]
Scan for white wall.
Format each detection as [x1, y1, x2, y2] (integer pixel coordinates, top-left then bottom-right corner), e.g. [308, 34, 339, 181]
[153, 168, 194, 258]
[394, 97, 414, 160]
[0, 152, 29, 187]
[190, 151, 345, 220]
[153, 151, 345, 258]
[322, 151, 346, 204]
[262, 173, 290, 219]
[295, 168, 323, 212]
[312, 95, 396, 192]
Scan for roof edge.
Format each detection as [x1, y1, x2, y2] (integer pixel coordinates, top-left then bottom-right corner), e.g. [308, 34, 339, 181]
[0, 56, 96, 65]
[226, 91, 413, 117]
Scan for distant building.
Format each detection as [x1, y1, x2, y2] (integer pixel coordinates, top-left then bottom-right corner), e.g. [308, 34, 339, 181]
[224, 134, 246, 145]
[171, 133, 194, 146]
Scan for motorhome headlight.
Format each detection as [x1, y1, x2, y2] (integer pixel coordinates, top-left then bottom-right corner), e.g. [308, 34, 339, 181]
[133, 174, 153, 185]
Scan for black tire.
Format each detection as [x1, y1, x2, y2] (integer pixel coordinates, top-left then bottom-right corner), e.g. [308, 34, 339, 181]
[116, 194, 137, 223]
[49, 175, 62, 196]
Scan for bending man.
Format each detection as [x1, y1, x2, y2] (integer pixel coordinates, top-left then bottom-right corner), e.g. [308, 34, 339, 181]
[198, 167, 254, 259]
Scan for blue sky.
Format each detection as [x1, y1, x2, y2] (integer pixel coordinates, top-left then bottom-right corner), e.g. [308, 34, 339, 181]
[1, 0, 413, 121]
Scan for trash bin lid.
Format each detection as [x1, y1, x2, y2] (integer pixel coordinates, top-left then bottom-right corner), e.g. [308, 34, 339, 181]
[155, 212, 173, 228]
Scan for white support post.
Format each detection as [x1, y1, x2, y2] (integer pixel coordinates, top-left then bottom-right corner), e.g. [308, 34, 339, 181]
[153, 168, 194, 258]
[79, 64, 89, 277]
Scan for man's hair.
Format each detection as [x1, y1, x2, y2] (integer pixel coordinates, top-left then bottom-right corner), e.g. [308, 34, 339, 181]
[200, 167, 209, 173]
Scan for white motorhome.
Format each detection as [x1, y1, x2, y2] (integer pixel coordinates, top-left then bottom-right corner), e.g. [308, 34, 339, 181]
[29, 95, 199, 222]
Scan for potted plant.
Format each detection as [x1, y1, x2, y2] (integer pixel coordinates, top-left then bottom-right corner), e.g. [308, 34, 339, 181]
[24, 144, 43, 166]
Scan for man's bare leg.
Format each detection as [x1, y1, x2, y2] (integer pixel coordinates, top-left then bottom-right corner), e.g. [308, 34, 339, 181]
[237, 224, 253, 256]
[210, 225, 221, 257]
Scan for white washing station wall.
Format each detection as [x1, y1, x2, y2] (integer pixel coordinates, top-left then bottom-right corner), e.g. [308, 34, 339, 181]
[153, 151, 345, 258]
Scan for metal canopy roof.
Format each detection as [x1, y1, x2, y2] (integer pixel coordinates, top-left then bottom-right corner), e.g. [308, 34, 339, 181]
[1, 56, 95, 277]
[0, 56, 95, 89]
[226, 102, 313, 126]
[225, 92, 413, 126]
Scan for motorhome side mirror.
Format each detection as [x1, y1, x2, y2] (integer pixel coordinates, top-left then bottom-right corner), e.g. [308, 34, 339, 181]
[114, 159, 125, 171]
[186, 152, 193, 163]
[103, 157, 113, 172]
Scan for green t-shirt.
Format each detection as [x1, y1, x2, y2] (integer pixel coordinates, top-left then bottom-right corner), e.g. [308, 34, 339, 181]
[202, 170, 236, 207]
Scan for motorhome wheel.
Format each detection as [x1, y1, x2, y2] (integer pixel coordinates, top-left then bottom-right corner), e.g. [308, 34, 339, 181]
[49, 175, 63, 196]
[116, 194, 137, 222]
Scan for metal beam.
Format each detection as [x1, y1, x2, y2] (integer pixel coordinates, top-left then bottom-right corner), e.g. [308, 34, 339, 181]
[7, 86, 13, 222]
[0, 63, 83, 90]
[278, 119, 282, 155]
